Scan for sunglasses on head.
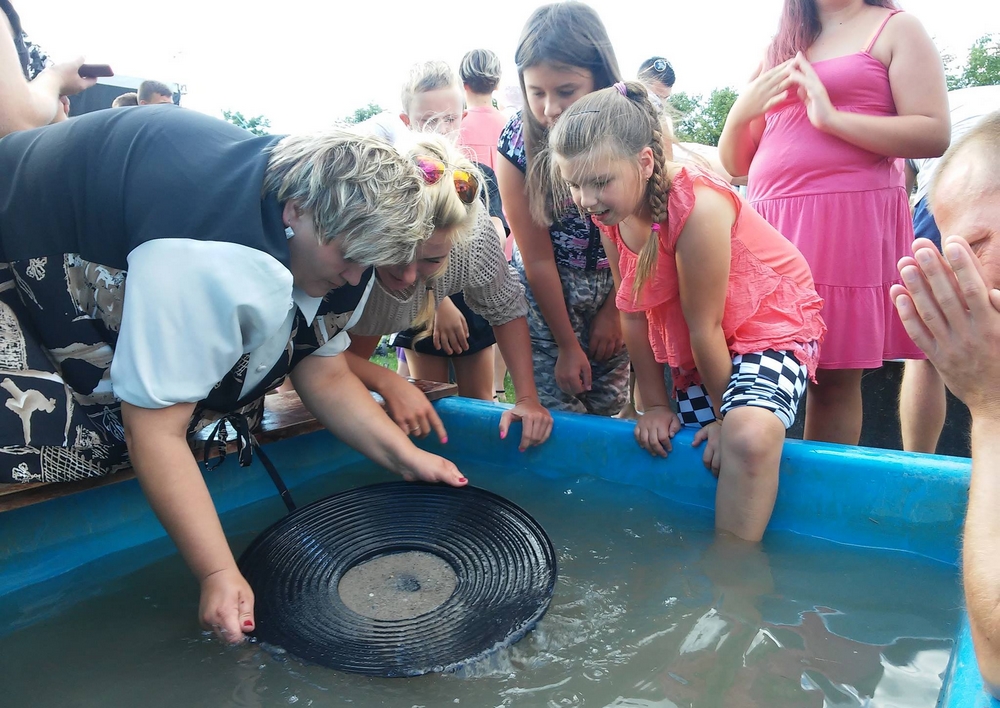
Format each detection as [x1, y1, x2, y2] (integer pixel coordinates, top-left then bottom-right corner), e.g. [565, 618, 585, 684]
[414, 156, 480, 205]
[653, 59, 669, 73]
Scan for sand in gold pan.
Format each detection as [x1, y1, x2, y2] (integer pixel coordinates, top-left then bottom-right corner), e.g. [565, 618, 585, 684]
[337, 551, 458, 621]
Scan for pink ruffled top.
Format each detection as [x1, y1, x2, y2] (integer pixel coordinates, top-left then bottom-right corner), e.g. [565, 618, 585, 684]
[599, 167, 826, 390]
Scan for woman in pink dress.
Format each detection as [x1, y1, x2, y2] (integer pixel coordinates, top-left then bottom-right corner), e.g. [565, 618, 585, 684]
[718, 0, 949, 445]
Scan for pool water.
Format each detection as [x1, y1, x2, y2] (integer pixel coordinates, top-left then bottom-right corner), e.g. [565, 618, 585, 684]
[0, 461, 960, 708]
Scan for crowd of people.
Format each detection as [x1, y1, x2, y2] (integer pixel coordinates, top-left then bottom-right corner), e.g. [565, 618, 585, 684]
[1, 0, 999, 693]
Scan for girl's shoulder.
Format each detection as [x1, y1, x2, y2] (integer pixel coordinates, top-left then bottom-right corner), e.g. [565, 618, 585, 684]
[668, 166, 740, 240]
[497, 111, 526, 172]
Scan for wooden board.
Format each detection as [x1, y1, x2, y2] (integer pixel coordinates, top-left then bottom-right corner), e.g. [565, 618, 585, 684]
[0, 381, 458, 513]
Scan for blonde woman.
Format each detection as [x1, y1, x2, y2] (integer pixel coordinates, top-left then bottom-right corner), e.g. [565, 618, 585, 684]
[0, 106, 465, 643]
[343, 136, 554, 452]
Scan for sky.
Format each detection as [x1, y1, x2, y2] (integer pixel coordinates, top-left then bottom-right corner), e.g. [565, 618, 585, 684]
[18, 0, 1000, 134]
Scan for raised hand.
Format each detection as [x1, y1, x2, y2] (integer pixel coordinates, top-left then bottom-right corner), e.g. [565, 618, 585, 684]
[786, 53, 837, 132]
[727, 58, 796, 125]
[892, 236, 1000, 420]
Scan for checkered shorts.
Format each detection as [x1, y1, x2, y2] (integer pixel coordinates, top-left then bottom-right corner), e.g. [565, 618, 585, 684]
[676, 349, 809, 430]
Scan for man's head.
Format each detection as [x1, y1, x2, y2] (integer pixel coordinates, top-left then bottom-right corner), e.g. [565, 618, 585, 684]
[137, 80, 174, 105]
[112, 92, 138, 108]
[637, 56, 675, 101]
[930, 112, 1000, 288]
[399, 61, 466, 137]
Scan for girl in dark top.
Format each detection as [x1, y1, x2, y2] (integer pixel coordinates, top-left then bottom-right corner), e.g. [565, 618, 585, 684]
[496, 1, 630, 416]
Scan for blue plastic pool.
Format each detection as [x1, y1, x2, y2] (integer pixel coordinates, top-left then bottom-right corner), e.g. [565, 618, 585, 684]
[0, 397, 995, 706]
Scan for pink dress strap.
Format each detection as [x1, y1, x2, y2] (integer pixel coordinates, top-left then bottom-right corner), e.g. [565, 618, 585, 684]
[864, 9, 900, 53]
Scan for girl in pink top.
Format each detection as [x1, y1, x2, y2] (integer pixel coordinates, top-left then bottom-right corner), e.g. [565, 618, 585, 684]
[717, 0, 949, 446]
[551, 81, 826, 542]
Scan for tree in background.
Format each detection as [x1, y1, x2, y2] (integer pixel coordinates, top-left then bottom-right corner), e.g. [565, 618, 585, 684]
[344, 102, 384, 125]
[221, 110, 271, 136]
[668, 87, 739, 147]
[944, 34, 1000, 90]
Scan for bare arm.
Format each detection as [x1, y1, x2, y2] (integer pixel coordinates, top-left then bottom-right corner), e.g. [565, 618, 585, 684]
[0, 14, 95, 136]
[890, 237, 1000, 696]
[604, 235, 678, 457]
[675, 186, 736, 415]
[498, 156, 594, 395]
[492, 316, 553, 450]
[123, 401, 254, 644]
[602, 235, 668, 409]
[496, 158, 577, 349]
[966, 415, 1000, 698]
[290, 352, 462, 483]
[789, 15, 950, 159]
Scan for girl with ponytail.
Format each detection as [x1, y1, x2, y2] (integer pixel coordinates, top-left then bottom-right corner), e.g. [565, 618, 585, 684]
[549, 81, 826, 542]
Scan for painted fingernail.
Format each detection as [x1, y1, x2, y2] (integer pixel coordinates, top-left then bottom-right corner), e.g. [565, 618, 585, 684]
[441, 436, 448, 444]
[243, 620, 253, 628]
[500, 430, 507, 439]
[458, 476, 467, 483]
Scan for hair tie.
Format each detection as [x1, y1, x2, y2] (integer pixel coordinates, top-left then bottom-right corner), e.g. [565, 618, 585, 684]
[650, 223, 661, 232]
[614, 81, 628, 97]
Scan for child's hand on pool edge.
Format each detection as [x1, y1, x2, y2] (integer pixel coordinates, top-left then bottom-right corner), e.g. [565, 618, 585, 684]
[635, 406, 681, 457]
[693, 420, 722, 477]
[499, 397, 554, 451]
[199, 567, 255, 644]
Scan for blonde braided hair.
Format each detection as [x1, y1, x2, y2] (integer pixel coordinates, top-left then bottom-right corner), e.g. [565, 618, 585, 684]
[548, 80, 673, 302]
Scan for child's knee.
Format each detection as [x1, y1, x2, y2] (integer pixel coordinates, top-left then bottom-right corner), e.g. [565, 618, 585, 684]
[722, 408, 784, 474]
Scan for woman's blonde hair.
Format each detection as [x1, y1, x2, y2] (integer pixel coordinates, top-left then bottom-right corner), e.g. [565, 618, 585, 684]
[263, 130, 431, 266]
[549, 81, 672, 301]
[399, 133, 483, 340]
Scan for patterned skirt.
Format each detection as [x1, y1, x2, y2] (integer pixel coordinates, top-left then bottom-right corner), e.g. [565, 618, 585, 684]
[0, 256, 270, 484]
[0, 257, 135, 483]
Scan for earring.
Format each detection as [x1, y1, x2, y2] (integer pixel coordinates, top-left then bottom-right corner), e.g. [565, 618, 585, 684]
[285, 226, 294, 239]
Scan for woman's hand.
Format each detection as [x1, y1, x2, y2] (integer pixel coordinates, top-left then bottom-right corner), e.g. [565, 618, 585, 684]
[555, 342, 592, 396]
[727, 58, 794, 125]
[589, 296, 625, 362]
[432, 296, 470, 355]
[40, 57, 98, 97]
[693, 420, 723, 476]
[397, 447, 468, 486]
[381, 375, 448, 442]
[786, 53, 838, 133]
[499, 397, 554, 451]
[635, 405, 681, 457]
[199, 567, 255, 644]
